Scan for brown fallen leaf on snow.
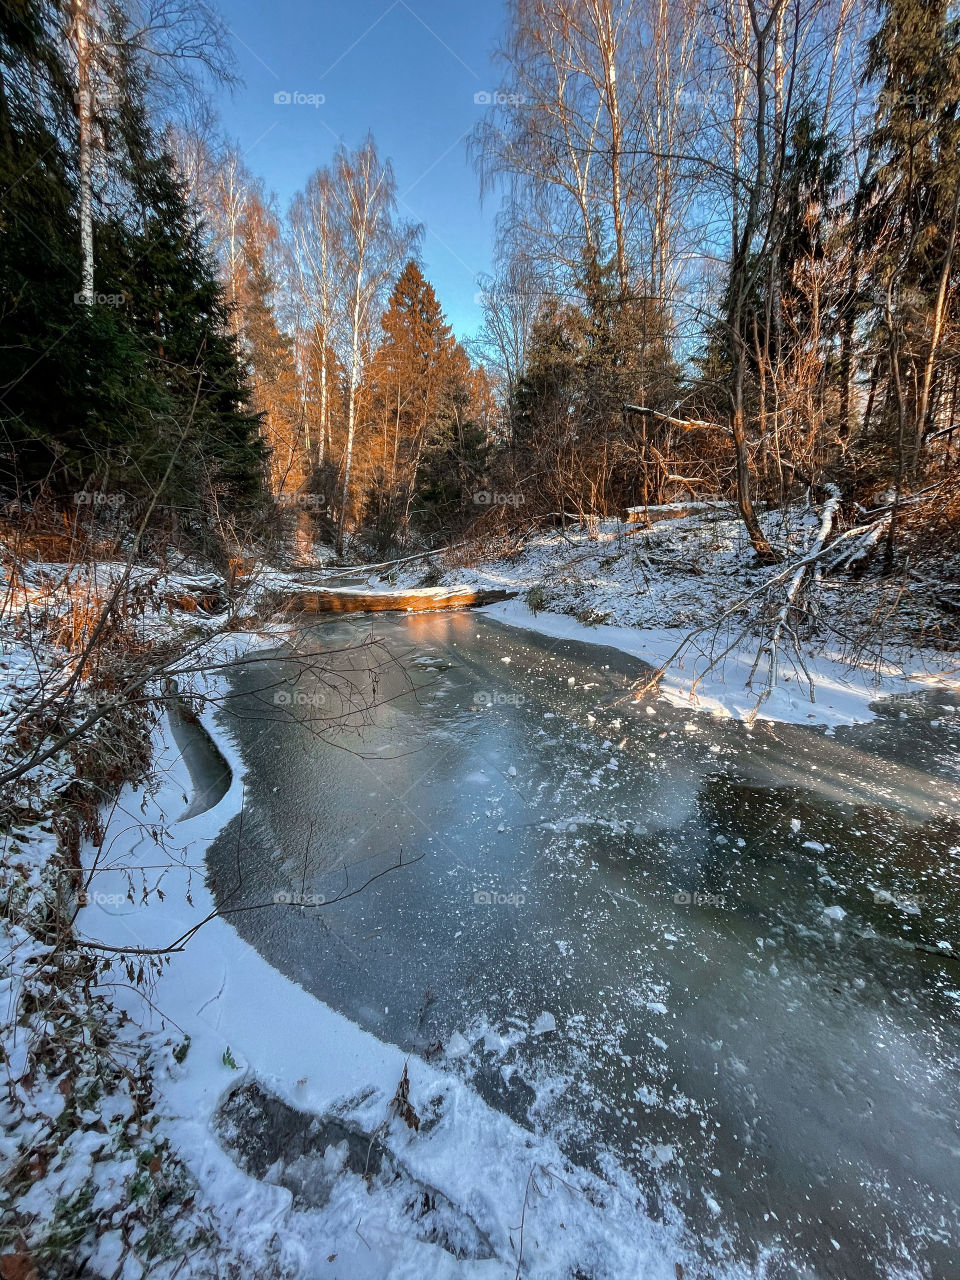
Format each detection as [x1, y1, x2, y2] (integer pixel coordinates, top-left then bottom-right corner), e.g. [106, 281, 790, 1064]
[0, 1248, 37, 1280]
[391, 1063, 420, 1132]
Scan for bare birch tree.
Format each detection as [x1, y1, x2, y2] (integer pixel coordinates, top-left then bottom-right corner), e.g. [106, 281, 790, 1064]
[289, 170, 342, 473]
[324, 136, 419, 557]
[62, 0, 234, 305]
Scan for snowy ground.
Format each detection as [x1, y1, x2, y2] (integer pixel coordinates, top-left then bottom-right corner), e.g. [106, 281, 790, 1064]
[0, 558, 697, 1279]
[378, 504, 960, 730]
[3, 505, 958, 1277]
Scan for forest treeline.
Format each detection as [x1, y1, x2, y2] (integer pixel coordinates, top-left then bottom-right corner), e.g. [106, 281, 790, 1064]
[2, 0, 960, 566]
[474, 0, 960, 561]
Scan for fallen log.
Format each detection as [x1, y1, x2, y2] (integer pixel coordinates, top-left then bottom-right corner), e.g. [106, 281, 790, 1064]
[271, 585, 518, 615]
[621, 501, 730, 525]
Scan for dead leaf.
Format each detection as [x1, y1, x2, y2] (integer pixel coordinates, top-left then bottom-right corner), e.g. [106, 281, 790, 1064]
[0, 1249, 37, 1280]
[391, 1064, 420, 1132]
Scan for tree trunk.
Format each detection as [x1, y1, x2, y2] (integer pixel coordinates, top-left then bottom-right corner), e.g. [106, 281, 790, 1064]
[914, 181, 960, 477]
[731, 370, 777, 561]
[72, 0, 94, 304]
[337, 369, 357, 557]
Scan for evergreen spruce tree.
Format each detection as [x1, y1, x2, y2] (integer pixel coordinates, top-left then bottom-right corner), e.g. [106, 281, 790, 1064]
[0, 0, 147, 493]
[365, 260, 456, 544]
[862, 0, 960, 479]
[1, 0, 265, 532]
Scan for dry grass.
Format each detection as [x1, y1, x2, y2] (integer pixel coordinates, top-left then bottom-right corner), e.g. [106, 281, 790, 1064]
[0, 501, 126, 568]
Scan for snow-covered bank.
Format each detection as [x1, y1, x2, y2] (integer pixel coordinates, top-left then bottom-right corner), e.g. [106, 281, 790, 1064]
[483, 596, 951, 730]
[72, 650, 700, 1280]
[378, 508, 960, 731]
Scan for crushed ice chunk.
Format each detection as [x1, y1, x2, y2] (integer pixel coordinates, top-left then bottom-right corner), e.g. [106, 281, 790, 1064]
[445, 1031, 471, 1058]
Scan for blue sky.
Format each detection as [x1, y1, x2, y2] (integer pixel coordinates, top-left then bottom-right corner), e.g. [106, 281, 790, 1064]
[213, 0, 507, 340]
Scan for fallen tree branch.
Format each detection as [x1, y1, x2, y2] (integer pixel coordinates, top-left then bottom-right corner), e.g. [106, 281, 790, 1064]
[625, 494, 889, 710]
[858, 480, 947, 517]
[926, 422, 958, 441]
[622, 405, 728, 432]
[73, 847, 425, 958]
[760, 484, 841, 699]
[306, 540, 478, 579]
[825, 514, 891, 572]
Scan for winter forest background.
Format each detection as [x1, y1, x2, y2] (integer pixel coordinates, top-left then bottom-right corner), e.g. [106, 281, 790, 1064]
[3, 0, 960, 571]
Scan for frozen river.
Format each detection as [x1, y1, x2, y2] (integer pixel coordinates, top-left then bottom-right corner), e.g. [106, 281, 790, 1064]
[206, 610, 960, 1278]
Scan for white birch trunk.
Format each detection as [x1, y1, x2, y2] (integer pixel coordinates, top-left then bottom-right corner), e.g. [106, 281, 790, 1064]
[73, 0, 95, 305]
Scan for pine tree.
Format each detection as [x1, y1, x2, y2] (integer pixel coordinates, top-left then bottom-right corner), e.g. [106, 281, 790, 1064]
[0, 0, 152, 494]
[364, 260, 456, 545]
[1, 3, 265, 533]
[102, 76, 265, 514]
[412, 342, 491, 534]
[234, 194, 304, 498]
